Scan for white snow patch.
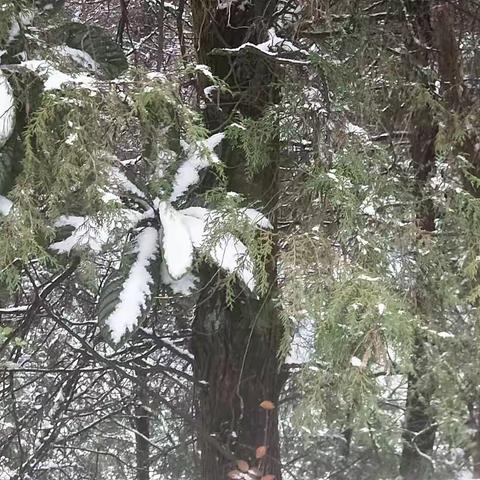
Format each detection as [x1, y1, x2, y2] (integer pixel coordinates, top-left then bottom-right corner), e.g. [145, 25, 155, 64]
[351, 356, 364, 368]
[346, 122, 368, 138]
[157, 203, 258, 291]
[111, 167, 146, 198]
[179, 206, 208, 248]
[50, 211, 142, 254]
[204, 85, 217, 100]
[181, 206, 257, 289]
[7, 11, 34, 45]
[218, 28, 305, 59]
[0, 195, 13, 216]
[105, 227, 159, 343]
[0, 71, 15, 148]
[50, 216, 110, 253]
[358, 274, 381, 282]
[437, 331, 455, 338]
[360, 202, 376, 216]
[239, 207, 273, 229]
[210, 233, 255, 290]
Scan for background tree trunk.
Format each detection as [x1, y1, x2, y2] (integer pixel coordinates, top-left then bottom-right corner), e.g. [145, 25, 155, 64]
[135, 370, 150, 480]
[399, 2, 438, 478]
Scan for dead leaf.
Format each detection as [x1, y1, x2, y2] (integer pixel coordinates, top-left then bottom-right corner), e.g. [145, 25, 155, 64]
[248, 466, 262, 477]
[256, 445, 268, 459]
[227, 470, 242, 479]
[259, 400, 275, 410]
[236, 460, 250, 472]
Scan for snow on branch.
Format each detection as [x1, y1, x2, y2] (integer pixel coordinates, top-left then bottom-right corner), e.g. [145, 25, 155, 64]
[50, 216, 109, 254]
[53, 45, 100, 73]
[210, 28, 309, 65]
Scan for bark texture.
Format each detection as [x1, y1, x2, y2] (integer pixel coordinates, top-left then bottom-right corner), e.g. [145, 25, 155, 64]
[190, 1, 284, 479]
[431, 4, 480, 476]
[135, 371, 150, 480]
[399, 2, 438, 478]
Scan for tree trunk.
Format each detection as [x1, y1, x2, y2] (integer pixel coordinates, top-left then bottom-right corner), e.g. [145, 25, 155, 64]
[192, 285, 284, 479]
[190, 1, 284, 479]
[400, 338, 436, 480]
[399, 2, 438, 478]
[431, 4, 480, 476]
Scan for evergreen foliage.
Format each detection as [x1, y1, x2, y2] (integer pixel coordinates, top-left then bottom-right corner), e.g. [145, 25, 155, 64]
[2, 1, 480, 479]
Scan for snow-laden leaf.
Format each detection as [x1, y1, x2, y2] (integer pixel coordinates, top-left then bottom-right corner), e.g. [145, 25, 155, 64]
[0, 71, 15, 149]
[179, 206, 208, 248]
[98, 227, 160, 344]
[110, 167, 146, 199]
[169, 132, 224, 202]
[210, 233, 255, 290]
[159, 204, 258, 290]
[53, 45, 100, 73]
[194, 64, 214, 80]
[58, 22, 128, 79]
[160, 262, 198, 295]
[6, 10, 34, 46]
[214, 28, 307, 64]
[350, 356, 364, 368]
[158, 201, 194, 279]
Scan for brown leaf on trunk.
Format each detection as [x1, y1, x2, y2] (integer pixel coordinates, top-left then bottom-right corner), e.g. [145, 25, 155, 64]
[227, 470, 242, 479]
[259, 400, 275, 410]
[236, 460, 250, 472]
[248, 466, 262, 477]
[256, 445, 268, 459]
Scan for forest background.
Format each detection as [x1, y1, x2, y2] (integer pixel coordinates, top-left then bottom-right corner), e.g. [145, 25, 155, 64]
[2, 1, 480, 479]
